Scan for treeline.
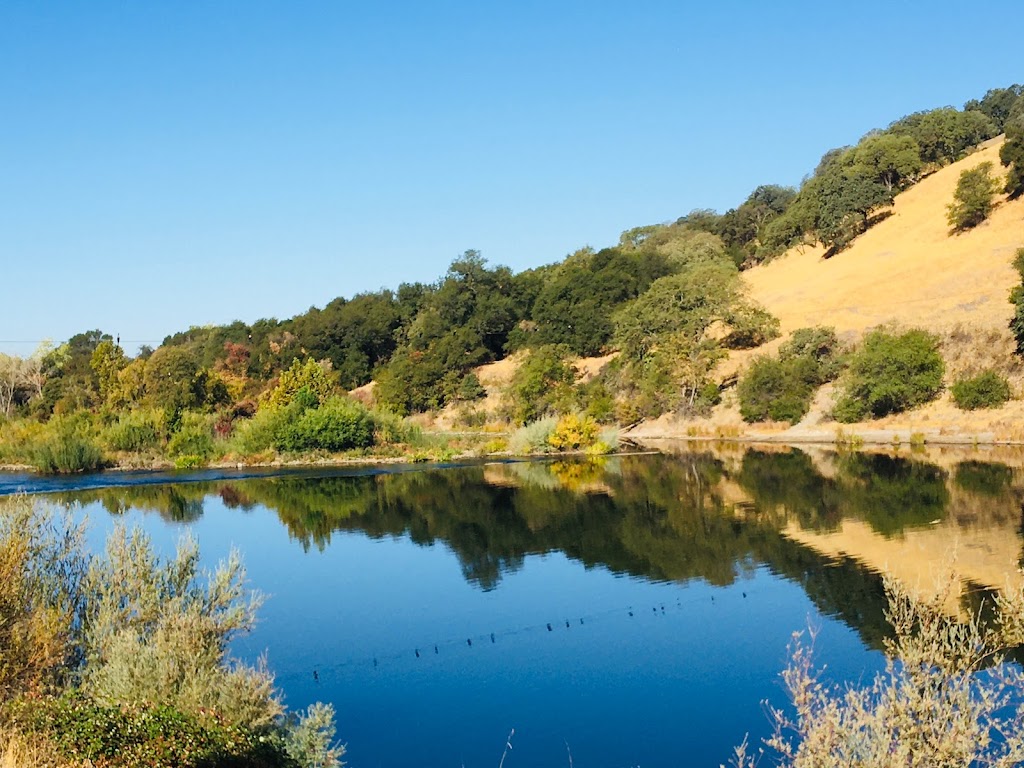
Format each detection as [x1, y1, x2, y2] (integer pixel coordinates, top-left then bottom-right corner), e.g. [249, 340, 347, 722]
[2, 84, 1023, 467]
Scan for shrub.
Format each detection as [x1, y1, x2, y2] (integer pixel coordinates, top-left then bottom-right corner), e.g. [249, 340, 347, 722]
[507, 417, 558, 454]
[738, 356, 815, 424]
[15, 695, 294, 768]
[547, 413, 600, 452]
[508, 345, 578, 425]
[372, 408, 422, 445]
[950, 370, 1012, 410]
[166, 411, 215, 459]
[1010, 248, 1024, 355]
[0, 498, 345, 768]
[731, 574, 1024, 767]
[779, 326, 844, 382]
[276, 397, 374, 453]
[230, 406, 292, 455]
[103, 409, 164, 452]
[29, 417, 105, 474]
[739, 327, 843, 424]
[0, 497, 85, 702]
[947, 161, 1000, 232]
[261, 358, 334, 411]
[456, 372, 486, 401]
[833, 328, 944, 422]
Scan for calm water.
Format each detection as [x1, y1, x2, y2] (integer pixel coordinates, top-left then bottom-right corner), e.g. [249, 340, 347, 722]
[11, 446, 1024, 767]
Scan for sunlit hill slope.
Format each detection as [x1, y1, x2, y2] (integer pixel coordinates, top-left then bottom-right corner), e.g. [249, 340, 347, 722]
[636, 137, 1024, 442]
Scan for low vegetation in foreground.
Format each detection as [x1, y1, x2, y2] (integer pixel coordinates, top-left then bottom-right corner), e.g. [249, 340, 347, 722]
[0, 495, 343, 768]
[729, 573, 1024, 767]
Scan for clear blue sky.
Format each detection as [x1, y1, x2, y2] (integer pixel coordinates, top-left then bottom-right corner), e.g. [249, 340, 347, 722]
[1, 1, 1020, 354]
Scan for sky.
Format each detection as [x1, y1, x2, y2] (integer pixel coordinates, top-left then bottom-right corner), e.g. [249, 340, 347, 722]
[1, 1, 1021, 355]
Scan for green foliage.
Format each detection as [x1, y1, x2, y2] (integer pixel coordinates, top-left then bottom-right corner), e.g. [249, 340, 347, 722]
[964, 84, 1024, 132]
[276, 396, 375, 453]
[738, 330, 842, 424]
[507, 417, 558, 454]
[376, 252, 525, 413]
[613, 256, 776, 415]
[950, 369, 1011, 410]
[0, 493, 344, 768]
[16, 695, 294, 768]
[1001, 116, 1024, 199]
[833, 328, 945, 422]
[947, 161, 1000, 231]
[90, 340, 128, 404]
[103, 409, 165, 453]
[143, 346, 207, 412]
[0, 497, 85, 703]
[262, 358, 334, 411]
[848, 133, 922, 193]
[507, 345, 578, 425]
[888, 106, 997, 166]
[779, 326, 845, 381]
[284, 703, 346, 768]
[529, 246, 674, 355]
[739, 356, 817, 424]
[456, 372, 486, 401]
[29, 416, 105, 474]
[166, 411, 216, 459]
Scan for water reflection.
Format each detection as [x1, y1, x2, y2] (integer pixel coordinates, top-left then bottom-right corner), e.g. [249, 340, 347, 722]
[44, 446, 1024, 653]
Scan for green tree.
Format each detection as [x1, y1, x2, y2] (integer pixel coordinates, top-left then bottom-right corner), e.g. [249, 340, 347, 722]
[261, 357, 334, 411]
[1000, 116, 1024, 199]
[507, 345, 577, 425]
[89, 340, 127, 404]
[889, 107, 997, 166]
[833, 328, 945, 421]
[1009, 248, 1024, 355]
[142, 346, 205, 414]
[614, 258, 776, 411]
[963, 84, 1023, 132]
[849, 133, 922, 193]
[947, 161, 1000, 232]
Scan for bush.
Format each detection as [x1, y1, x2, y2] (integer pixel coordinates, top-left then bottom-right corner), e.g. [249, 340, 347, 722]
[166, 411, 215, 459]
[947, 161, 1000, 232]
[15, 695, 293, 768]
[276, 397, 374, 453]
[29, 417, 105, 474]
[508, 345, 577, 425]
[0, 498, 345, 768]
[548, 413, 600, 452]
[103, 409, 164, 452]
[731, 574, 1024, 767]
[950, 370, 1011, 410]
[372, 408, 422, 445]
[833, 328, 944, 422]
[1010, 248, 1024, 355]
[739, 327, 843, 424]
[739, 356, 816, 424]
[230, 406, 292, 455]
[507, 417, 558, 454]
[456, 372, 486, 401]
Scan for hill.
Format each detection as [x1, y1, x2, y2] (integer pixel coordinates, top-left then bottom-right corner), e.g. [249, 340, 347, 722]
[633, 137, 1024, 444]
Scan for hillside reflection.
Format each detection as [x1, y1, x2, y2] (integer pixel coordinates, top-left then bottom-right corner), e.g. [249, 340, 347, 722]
[53, 447, 1024, 651]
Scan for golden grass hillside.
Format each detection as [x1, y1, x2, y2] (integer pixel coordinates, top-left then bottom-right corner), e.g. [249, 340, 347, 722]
[745, 137, 1022, 338]
[634, 137, 1024, 443]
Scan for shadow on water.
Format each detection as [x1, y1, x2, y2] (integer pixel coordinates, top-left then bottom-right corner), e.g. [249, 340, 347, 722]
[33, 446, 1024, 654]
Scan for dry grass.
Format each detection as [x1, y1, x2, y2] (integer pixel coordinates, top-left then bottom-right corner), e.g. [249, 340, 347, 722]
[640, 138, 1024, 442]
[0, 728, 62, 768]
[744, 138, 1023, 340]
